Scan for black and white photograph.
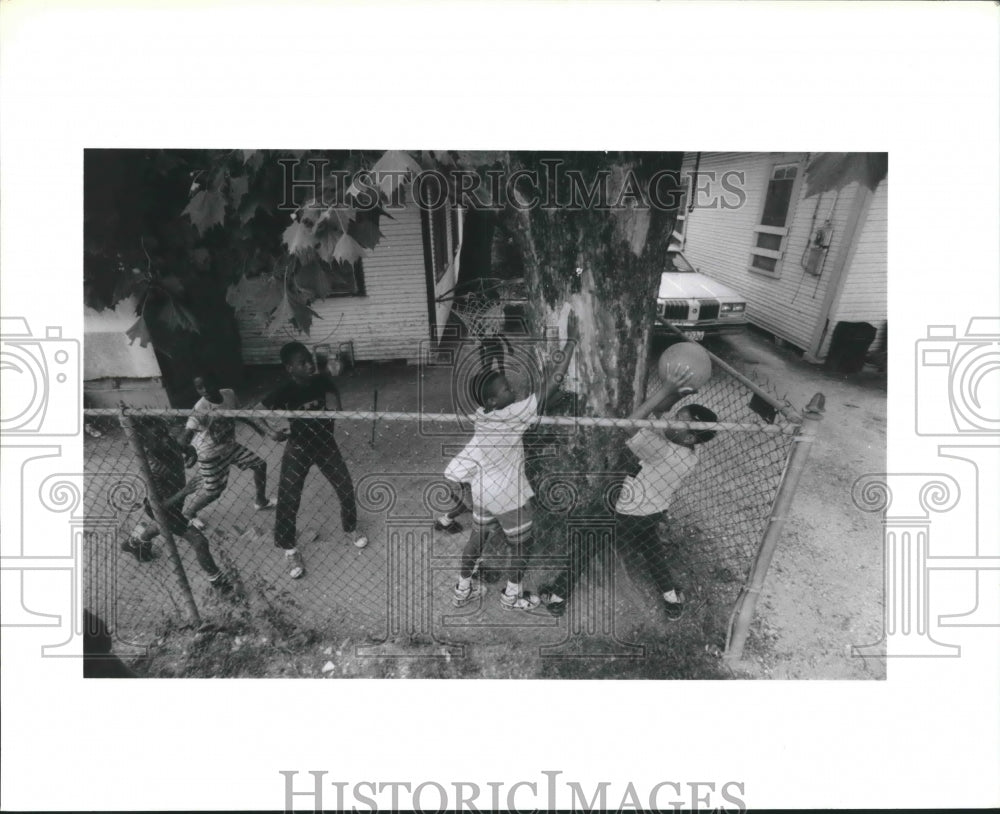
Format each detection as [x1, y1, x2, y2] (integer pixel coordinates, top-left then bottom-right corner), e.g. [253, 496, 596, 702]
[1, 2, 997, 812]
[80, 148, 888, 681]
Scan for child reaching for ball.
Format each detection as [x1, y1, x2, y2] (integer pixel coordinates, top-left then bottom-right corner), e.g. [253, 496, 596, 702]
[539, 361, 717, 621]
[446, 336, 577, 612]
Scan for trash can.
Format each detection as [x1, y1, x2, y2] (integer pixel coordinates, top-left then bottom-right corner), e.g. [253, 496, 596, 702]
[825, 321, 878, 374]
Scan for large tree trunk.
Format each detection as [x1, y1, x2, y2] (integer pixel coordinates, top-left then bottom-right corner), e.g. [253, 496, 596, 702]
[147, 280, 245, 407]
[500, 151, 683, 504]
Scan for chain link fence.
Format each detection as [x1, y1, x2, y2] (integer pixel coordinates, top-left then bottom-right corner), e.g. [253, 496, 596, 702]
[82, 343, 819, 669]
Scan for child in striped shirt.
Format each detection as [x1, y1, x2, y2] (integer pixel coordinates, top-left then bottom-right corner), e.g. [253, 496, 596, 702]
[179, 371, 286, 530]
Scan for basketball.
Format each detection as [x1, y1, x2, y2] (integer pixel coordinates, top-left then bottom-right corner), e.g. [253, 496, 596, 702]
[658, 341, 713, 390]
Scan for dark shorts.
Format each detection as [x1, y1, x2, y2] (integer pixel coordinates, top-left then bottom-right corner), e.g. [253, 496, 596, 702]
[143, 497, 189, 537]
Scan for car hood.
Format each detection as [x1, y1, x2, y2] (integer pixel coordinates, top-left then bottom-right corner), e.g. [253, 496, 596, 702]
[658, 272, 743, 300]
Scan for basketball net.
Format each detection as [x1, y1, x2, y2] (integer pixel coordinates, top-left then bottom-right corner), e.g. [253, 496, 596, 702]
[447, 280, 523, 339]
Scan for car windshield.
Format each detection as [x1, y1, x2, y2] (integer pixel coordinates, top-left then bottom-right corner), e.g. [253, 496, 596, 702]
[665, 251, 696, 273]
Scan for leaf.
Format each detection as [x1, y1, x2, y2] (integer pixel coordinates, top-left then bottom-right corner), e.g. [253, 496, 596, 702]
[248, 249, 272, 276]
[369, 149, 423, 193]
[183, 190, 226, 234]
[422, 150, 454, 168]
[226, 274, 258, 312]
[282, 220, 317, 255]
[239, 192, 263, 224]
[241, 150, 265, 171]
[804, 152, 887, 198]
[228, 176, 249, 210]
[314, 224, 343, 264]
[328, 204, 357, 233]
[190, 248, 211, 271]
[255, 275, 285, 315]
[332, 232, 366, 265]
[266, 290, 298, 336]
[289, 296, 321, 334]
[159, 275, 186, 297]
[348, 216, 382, 250]
[454, 150, 506, 170]
[298, 200, 327, 228]
[346, 150, 421, 200]
[112, 270, 147, 306]
[158, 298, 200, 333]
[295, 258, 333, 300]
[125, 315, 153, 347]
[266, 288, 320, 336]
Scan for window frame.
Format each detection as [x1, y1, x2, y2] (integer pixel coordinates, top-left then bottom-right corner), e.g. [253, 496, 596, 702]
[323, 258, 366, 298]
[428, 203, 456, 284]
[670, 186, 688, 247]
[748, 158, 805, 280]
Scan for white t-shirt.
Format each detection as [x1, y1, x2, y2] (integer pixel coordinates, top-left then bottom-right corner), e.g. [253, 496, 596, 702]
[615, 428, 698, 517]
[444, 394, 539, 515]
[186, 389, 239, 457]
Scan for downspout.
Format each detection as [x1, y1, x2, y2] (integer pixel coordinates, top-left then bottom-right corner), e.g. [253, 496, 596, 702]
[688, 152, 701, 213]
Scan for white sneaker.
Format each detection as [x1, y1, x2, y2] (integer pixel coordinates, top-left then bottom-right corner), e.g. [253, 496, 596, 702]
[350, 531, 369, 549]
[189, 517, 207, 531]
[285, 550, 305, 579]
[452, 580, 486, 608]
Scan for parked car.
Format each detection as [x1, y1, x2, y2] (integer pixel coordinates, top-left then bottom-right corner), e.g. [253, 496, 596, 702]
[654, 249, 748, 341]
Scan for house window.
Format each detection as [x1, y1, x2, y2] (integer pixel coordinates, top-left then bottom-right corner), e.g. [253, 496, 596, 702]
[326, 259, 366, 297]
[670, 187, 688, 247]
[429, 205, 452, 283]
[749, 162, 799, 277]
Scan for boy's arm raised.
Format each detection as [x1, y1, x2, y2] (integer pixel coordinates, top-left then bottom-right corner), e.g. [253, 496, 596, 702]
[629, 363, 695, 420]
[314, 351, 344, 411]
[537, 338, 576, 412]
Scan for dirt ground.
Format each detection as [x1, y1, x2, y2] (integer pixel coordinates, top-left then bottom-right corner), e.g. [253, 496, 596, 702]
[86, 326, 886, 680]
[703, 327, 887, 679]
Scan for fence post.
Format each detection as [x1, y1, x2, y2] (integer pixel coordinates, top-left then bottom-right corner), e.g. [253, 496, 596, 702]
[119, 408, 201, 628]
[724, 392, 825, 662]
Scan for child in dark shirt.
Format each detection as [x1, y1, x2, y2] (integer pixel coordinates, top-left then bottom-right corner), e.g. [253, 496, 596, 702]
[260, 342, 368, 579]
[123, 416, 234, 595]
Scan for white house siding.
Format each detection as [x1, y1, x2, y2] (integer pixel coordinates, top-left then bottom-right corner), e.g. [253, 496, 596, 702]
[822, 178, 888, 357]
[84, 296, 169, 407]
[679, 152, 865, 355]
[238, 203, 431, 365]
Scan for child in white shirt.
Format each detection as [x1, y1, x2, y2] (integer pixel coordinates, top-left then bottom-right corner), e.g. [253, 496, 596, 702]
[539, 363, 716, 620]
[448, 338, 576, 611]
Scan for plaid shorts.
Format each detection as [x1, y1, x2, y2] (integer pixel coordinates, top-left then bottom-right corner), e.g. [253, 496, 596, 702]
[471, 501, 534, 543]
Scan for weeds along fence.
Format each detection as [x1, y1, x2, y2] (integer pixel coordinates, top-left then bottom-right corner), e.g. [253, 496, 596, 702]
[82, 357, 821, 665]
